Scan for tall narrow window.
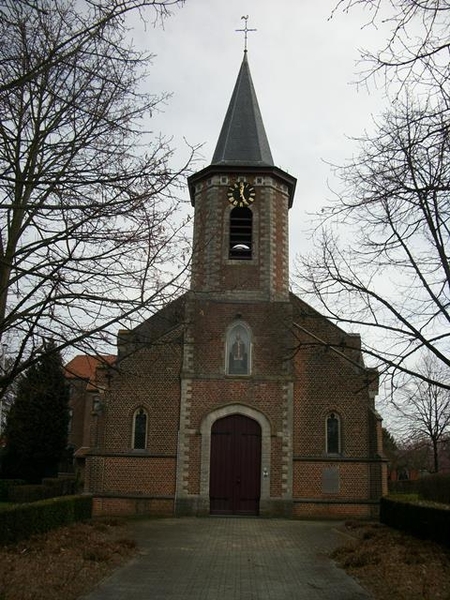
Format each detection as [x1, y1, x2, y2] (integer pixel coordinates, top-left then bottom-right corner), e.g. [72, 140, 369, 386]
[133, 408, 147, 450]
[229, 207, 252, 260]
[326, 413, 340, 454]
[227, 323, 251, 375]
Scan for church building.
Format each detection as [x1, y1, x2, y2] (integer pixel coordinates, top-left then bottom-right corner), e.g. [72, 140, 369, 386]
[80, 51, 387, 519]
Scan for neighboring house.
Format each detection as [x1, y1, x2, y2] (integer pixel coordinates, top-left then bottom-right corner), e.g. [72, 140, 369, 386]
[439, 440, 450, 474]
[388, 437, 450, 483]
[79, 52, 387, 519]
[388, 468, 421, 482]
[64, 354, 115, 475]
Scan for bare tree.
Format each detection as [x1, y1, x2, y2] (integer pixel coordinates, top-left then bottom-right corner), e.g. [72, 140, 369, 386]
[0, 0, 183, 93]
[0, 0, 195, 395]
[392, 356, 450, 472]
[296, 94, 450, 388]
[297, 2, 450, 390]
[333, 0, 450, 98]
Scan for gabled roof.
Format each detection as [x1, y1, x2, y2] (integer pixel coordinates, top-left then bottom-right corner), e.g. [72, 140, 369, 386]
[211, 52, 274, 167]
[64, 354, 115, 391]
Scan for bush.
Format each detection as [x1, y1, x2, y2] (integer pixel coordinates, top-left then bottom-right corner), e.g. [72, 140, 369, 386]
[388, 479, 420, 495]
[380, 497, 450, 548]
[418, 474, 450, 504]
[7, 476, 77, 503]
[43, 476, 76, 496]
[0, 479, 25, 502]
[8, 483, 54, 503]
[73, 494, 93, 521]
[0, 494, 93, 545]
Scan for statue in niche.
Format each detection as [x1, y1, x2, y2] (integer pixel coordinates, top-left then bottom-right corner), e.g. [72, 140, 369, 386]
[228, 327, 249, 375]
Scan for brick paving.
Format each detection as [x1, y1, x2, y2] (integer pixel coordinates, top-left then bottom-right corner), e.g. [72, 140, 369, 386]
[81, 517, 371, 600]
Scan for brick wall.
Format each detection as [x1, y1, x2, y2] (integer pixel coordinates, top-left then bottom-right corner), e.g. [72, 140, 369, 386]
[93, 497, 173, 517]
[190, 172, 290, 301]
[86, 159, 387, 519]
[290, 293, 386, 511]
[85, 328, 183, 510]
[185, 298, 293, 378]
[68, 379, 88, 450]
[292, 502, 376, 520]
[293, 461, 371, 499]
[101, 342, 182, 455]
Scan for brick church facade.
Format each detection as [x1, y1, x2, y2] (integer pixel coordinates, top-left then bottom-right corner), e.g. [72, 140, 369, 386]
[77, 52, 387, 518]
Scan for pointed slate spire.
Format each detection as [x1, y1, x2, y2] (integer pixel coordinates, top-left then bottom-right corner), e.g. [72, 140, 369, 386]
[211, 53, 274, 166]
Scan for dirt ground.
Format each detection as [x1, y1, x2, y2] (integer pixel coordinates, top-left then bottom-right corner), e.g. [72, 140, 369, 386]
[0, 519, 449, 600]
[332, 521, 450, 600]
[0, 519, 137, 600]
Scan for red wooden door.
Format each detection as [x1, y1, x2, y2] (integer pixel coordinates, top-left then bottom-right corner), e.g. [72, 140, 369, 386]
[210, 415, 261, 515]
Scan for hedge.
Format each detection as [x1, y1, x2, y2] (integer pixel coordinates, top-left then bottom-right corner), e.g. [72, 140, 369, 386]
[42, 477, 77, 496]
[388, 479, 420, 495]
[8, 483, 56, 503]
[7, 477, 76, 503]
[418, 474, 450, 504]
[380, 496, 450, 548]
[0, 494, 93, 545]
[0, 479, 25, 502]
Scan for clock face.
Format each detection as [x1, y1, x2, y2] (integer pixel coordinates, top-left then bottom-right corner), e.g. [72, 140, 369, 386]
[227, 182, 256, 207]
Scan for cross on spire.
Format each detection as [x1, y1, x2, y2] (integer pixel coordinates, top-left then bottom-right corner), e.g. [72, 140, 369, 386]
[235, 15, 256, 52]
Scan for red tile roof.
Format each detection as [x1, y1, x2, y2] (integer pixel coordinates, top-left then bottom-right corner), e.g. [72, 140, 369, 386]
[64, 354, 115, 384]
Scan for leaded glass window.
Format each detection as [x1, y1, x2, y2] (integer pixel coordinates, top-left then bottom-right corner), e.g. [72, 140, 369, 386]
[326, 413, 340, 454]
[133, 408, 147, 450]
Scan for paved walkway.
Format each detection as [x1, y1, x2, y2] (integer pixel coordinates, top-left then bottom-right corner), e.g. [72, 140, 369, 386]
[81, 517, 371, 600]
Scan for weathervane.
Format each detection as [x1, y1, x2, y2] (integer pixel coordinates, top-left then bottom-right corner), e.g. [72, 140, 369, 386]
[235, 15, 256, 52]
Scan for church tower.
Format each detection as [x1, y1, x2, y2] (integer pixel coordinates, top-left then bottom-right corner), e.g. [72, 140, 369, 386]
[188, 52, 296, 302]
[175, 52, 298, 516]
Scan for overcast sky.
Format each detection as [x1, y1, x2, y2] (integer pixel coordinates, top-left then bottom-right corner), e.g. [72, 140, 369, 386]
[130, 0, 391, 258]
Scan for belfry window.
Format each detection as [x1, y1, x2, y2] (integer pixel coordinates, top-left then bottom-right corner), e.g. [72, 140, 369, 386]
[226, 323, 251, 375]
[229, 207, 252, 260]
[133, 408, 148, 450]
[326, 412, 341, 454]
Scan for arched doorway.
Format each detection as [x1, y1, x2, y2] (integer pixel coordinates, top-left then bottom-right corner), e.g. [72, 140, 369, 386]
[209, 414, 261, 515]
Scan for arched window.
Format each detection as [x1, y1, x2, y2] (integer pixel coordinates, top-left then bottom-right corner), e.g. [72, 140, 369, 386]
[229, 207, 252, 260]
[133, 408, 148, 450]
[226, 323, 251, 375]
[326, 412, 341, 454]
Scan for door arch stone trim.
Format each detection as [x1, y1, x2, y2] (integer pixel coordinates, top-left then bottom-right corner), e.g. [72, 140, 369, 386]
[199, 404, 271, 513]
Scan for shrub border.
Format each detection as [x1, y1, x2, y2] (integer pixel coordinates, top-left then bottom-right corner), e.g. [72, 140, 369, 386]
[0, 494, 92, 545]
[380, 496, 450, 548]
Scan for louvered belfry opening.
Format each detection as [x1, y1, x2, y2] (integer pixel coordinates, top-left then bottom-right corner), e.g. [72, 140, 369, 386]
[229, 207, 252, 260]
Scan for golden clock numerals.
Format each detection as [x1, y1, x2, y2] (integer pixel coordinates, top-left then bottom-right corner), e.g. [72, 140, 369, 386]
[227, 182, 255, 207]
